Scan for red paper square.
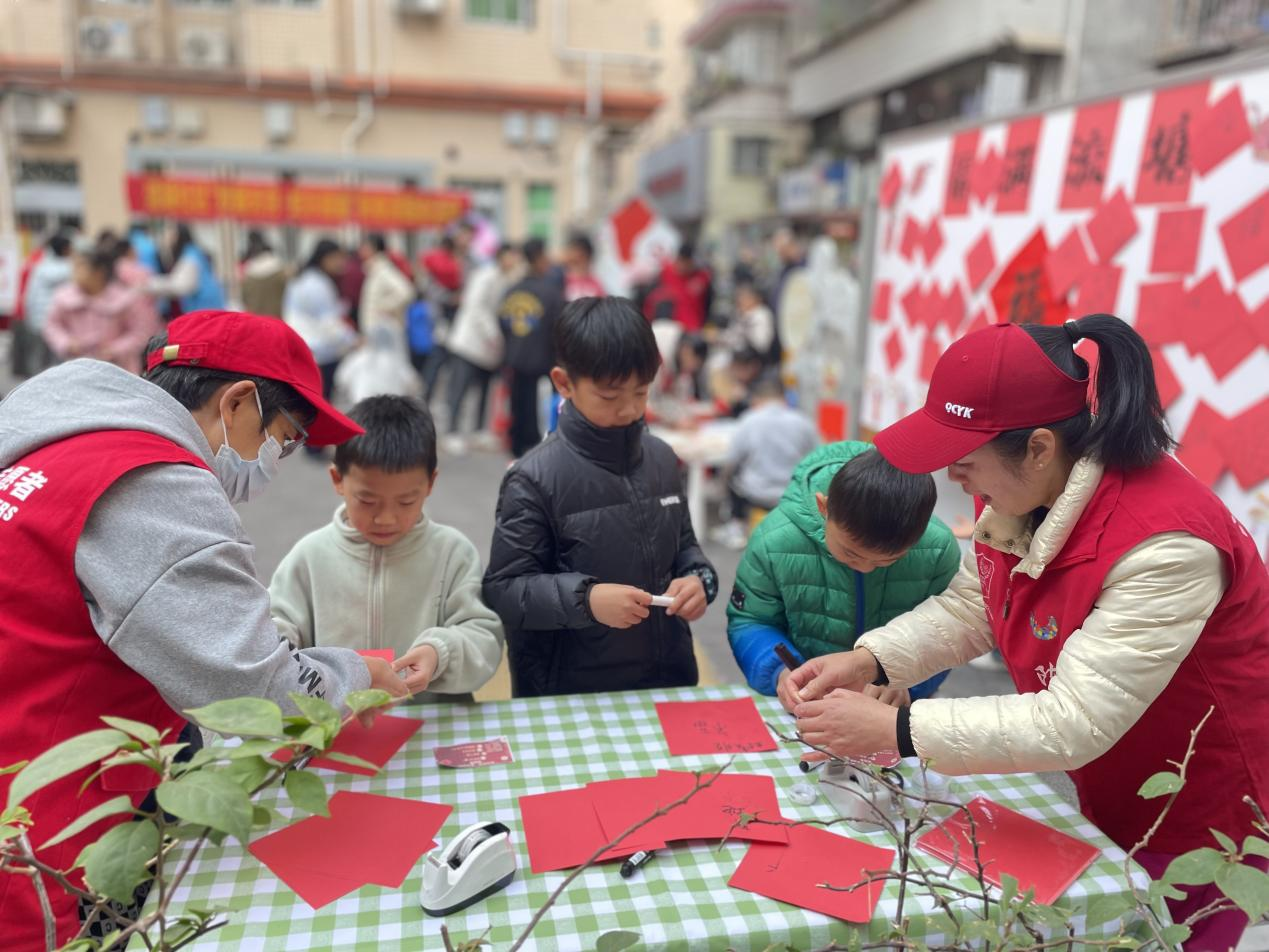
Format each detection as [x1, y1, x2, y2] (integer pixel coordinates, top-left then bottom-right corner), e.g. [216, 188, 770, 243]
[1075, 264, 1123, 316]
[971, 147, 1001, 204]
[917, 797, 1099, 906]
[1177, 272, 1233, 352]
[309, 714, 424, 775]
[870, 281, 892, 323]
[944, 130, 980, 216]
[966, 232, 996, 290]
[899, 216, 922, 261]
[1086, 189, 1139, 262]
[1135, 81, 1210, 205]
[1203, 322, 1260, 378]
[879, 162, 903, 208]
[1215, 398, 1269, 490]
[996, 116, 1043, 213]
[1046, 227, 1094, 300]
[655, 698, 777, 756]
[991, 229, 1068, 327]
[940, 283, 966, 329]
[1150, 207, 1205, 275]
[1134, 280, 1185, 346]
[1061, 99, 1120, 210]
[920, 218, 944, 263]
[518, 787, 661, 874]
[884, 327, 904, 371]
[919, 333, 943, 383]
[730, 823, 895, 923]
[899, 283, 924, 328]
[1218, 189, 1269, 283]
[1178, 402, 1230, 486]
[356, 648, 394, 662]
[818, 400, 848, 442]
[1192, 86, 1252, 176]
[1151, 349, 1182, 410]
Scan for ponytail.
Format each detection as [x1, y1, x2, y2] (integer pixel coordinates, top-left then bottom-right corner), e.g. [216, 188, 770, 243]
[992, 314, 1175, 471]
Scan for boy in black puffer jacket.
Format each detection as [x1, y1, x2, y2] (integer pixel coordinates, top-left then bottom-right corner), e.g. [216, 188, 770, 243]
[483, 297, 719, 697]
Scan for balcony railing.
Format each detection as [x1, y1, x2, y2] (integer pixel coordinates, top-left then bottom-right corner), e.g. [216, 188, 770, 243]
[1156, 0, 1269, 64]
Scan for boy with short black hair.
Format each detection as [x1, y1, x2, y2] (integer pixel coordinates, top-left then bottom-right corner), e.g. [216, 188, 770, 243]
[483, 296, 719, 697]
[270, 395, 503, 698]
[727, 442, 959, 708]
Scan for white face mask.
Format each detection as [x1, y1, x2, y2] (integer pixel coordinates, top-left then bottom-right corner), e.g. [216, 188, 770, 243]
[213, 390, 282, 504]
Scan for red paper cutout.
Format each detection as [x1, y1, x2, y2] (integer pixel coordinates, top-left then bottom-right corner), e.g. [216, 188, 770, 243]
[1177, 272, 1233, 353]
[900, 283, 924, 328]
[1197, 291, 1258, 378]
[884, 327, 904, 371]
[1254, 297, 1269, 349]
[1134, 280, 1185, 346]
[920, 218, 944, 263]
[911, 162, 930, 196]
[1151, 349, 1181, 410]
[899, 217, 922, 261]
[1075, 264, 1123, 316]
[944, 130, 981, 216]
[818, 400, 848, 442]
[919, 333, 943, 383]
[966, 232, 996, 290]
[1135, 81, 1210, 205]
[870, 281, 892, 323]
[434, 738, 513, 767]
[996, 116, 1043, 213]
[1061, 99, 1120, 210]
[991, 230, 1069, 327]
[1046, 227, 1094, 300]
[356, 648, 393, 662]
[612, 198, 654, 264]
[1150, 207, 1204, 275]
[518, 787, 661, 874]
[309, 714, 424, 776]
[1086, 189, 1139, 262]
[1219, 189, 1269, 282]
[879, 162, 903, 208]
[655, 698, 777, 756]
[1191, 86, 1252, 176]
[940, 283, 966, 330]
[970, 147, 1002, 205]
[1178, 402, 1230, 486]
[917, 796, 1099, 905]
[730, 823, 895, 923]
[1215, 398, 1269, 490]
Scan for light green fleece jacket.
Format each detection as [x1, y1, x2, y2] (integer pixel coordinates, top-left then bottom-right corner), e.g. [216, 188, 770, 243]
[269, 506, 504, 696]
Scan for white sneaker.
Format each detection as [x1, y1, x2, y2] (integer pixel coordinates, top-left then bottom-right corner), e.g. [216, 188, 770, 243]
[473, 431, 503, 452]
[709, 521, 749, 551]
[441, 434, 468, 457]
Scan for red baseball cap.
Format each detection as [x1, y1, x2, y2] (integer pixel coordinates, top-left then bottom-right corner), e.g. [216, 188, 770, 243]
[146, 310, 363, 446]
[875, 322, 1089, 474]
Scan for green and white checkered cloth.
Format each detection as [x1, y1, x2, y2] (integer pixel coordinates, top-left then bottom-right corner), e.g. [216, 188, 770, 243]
[137, 686, 1160, 951]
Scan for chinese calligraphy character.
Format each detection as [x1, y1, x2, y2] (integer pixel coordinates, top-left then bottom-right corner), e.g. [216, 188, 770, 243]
[1065, 129, 1108, 190]
[1008, 268, 1045, 325]
[0, 466, 29, 493]
[1142, 115, 1191, 187]
[9, 470, 47, 502]
[999, 145, 1036, 200]
[948, 153, 973, 205]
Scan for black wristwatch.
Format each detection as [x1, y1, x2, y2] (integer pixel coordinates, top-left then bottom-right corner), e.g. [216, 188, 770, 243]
[687, 565, 719, 603]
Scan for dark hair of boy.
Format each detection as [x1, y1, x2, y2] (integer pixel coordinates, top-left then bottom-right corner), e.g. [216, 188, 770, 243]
[47, 231, 73, 258]
[750, 371, 785, 401]
[566, 232, 593, 260]
[826, 448, 937, 554]
[439, 235, 456, 253]
[364, 233, 387, 254]
[496, 241, 515, 258]
[143, 330, 316, 428]
[553, 296, 661, 386]
[522, 237, 548, 268]
[731, 345, 764, 367]
[334, 395, 438, 476]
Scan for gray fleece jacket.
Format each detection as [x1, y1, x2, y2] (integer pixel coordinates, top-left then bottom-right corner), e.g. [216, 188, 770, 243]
[0, 360, 370, 715]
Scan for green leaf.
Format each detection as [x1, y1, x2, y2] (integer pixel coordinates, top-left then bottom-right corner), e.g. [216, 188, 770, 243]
[0, 825, 23, 844]
[0, 761, 27, 777]
[1148, 879, 1187, 903]
[39, 795, 135, 850]
[344, 689, 393, 714]
[185, 698, 283, 738]
[1243, 836, 1269, 860]
[1215, 861, 1269, 921]
[1164, 847, 1227, 885]
[220, 755, 274, 794]
[1137, 771, 1183, 799]
[315, 751, 380, 773]
[98, 716, 163, 747]
[959, 919, 1001, 943]
[1159, 924, 1192, 945]
[7, 729, 129, 809]
[1107, 940, 1141, 951]
[1085, 894, 1135, 928]
[182, 739, 284, 772]
[285, 725, 328, 750]
[156, 773, 254, 844]
[289, 693, 340, 733]
[1211, 828, 1239, 853]
[82, 819, 158, 902]
[999, 872, 1018, 908]
[595, 931, 641, 952]
[284, 770, 330, 817]
[252, 806, 277, 828]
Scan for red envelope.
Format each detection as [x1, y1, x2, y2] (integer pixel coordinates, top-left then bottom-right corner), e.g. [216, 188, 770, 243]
[1219, 190, 1269, 283]
[309, 714, 424, 775]
[1150, 207, 1204, 276]
[1074, 264, 1123, 316]
[655, 698, 778, 756]
[1086, 189, 1139, 262]
[917, 796, 1099, 905]
[730, 823, 895, 923]
[1191, 86, 1252, 176]
[518, 787, 662, 874]
[434, 738, 514, 768]
[1045, 227, 1094, 300]
[884, 328, 904, 372]
[870, 281, 892, 323]
[966, 232, 996, 291]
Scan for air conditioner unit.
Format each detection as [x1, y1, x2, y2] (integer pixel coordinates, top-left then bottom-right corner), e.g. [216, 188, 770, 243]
[397, 0, 445, 16]
[263, 101, 294, 144]
[503, 111, 528, 146]
[173, 106, 206, 139]
[179, 27, 232, 69]
[78, 18, 136, 62]
[12, 93, 67, 139]
[142, 97, 171, 134]
[532, 112, 558, 147]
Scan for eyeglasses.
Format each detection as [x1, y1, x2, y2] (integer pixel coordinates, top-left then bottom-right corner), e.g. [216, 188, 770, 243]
[275, 406, 309, 459]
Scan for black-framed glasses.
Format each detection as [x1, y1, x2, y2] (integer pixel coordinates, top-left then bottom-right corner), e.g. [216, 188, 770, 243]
[276, 407, 309, 459]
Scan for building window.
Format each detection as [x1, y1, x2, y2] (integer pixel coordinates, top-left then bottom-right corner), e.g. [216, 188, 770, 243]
[526, 183, 554, 243]
[253, 0, 320, 6]
[449, 179, 505, 233]
[732, 137, 771, 177]
[172, 0, 235, 7]
[466, 0, 534, 26]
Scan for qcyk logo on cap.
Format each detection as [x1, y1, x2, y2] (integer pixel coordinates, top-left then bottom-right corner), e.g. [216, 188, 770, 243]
[944, 402, 975, 419]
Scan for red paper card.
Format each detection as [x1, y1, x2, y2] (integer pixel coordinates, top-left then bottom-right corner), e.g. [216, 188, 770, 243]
[1150, 207, 1204, 276]
[1061, 99, 1120, 210]
[518, 787, 662, 874]
[655, 698, 777, 756]
[730, 823, 895, 923]
[884, 328, 904, 371]
[899, 282, 924, 329]
[356, 648, 394, 662]
[309, 714, 424, 775]
[970, 147, 1002, 205]
[434, 738, 514, 768]
[996, 116, 1043, 213]
[1200, 292, 1258, 378]
[1087, 189, 1139, 262]
[944, 130, 980, 216]
[1046, 227, 1094, 300]
[818, 400, 848, 442]
[939, 283, 966, 330]
[1216, 398, 1269, 490]
[1177, 272, 1233, 352]
[1136, 81, 1210, 205]
[1178, 401, 1231, 486]
[1219, 189, 1269, 283]
[879, 162, 903, 209]
[870, 281, 892, 323]
[1133, 280, 1185, 346]
[1075, 264, 1123, 316]
[991, 229, 1068, 327]
[1192, 86, 1252, 176]
[918, 797, 1100, 905]
[966, 232, 996, 290]
[920, 218, 944, 264]
[1152, 348, 1182, 410]
[899, 217, 922, 261]
[919, 333, 942, 384]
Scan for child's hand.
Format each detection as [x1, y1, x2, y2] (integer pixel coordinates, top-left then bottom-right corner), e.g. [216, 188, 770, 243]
[360, 656, 410, 726]
[589, 584, 652, 629]
[392, 644, 440, 694]
[663, 575, 707, 621]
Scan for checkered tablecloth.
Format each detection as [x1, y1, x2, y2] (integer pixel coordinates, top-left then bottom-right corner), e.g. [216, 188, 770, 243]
[139, 685, 1161, 951]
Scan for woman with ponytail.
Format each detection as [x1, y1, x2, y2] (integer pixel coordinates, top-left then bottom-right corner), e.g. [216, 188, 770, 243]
[786, 315, 1269, 950]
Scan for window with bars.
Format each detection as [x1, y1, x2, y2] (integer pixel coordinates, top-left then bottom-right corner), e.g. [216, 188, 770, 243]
[526, 183, 554, 243]
[466, 0, 534, 26]
[731, 137, 771, 177]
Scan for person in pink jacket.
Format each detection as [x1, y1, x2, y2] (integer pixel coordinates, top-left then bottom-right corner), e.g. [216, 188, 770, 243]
[42, 245, 156, 375]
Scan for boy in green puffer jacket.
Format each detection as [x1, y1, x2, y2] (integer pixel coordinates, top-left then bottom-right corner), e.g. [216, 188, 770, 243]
[726, 441, 960, 705]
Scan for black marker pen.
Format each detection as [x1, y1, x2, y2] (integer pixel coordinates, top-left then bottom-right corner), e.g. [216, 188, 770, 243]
[619, 850, 656, 878]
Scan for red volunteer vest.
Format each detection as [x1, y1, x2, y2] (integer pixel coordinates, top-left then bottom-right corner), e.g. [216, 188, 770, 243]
[979, 456, 1269, 854]
[0, 431, 207, 948]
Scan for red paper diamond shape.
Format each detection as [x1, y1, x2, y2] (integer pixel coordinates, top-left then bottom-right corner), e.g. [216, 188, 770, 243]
[1046, 227, 1095, 300]
[884, 328, 904, 371]
[1150, 207, 1204, 276]
[880, 163, 903, 208]
[900, 283, 924, 328]
[1086, 189, 1139, 262]
[1191, 86, 1253, 176]
[899, 217, 922, 261]
[940, 283, 966, 329]
[919, 332, 943, 383]
[871, 281, 893, 323]
[970, 148, 1002, 204]
[1215, 398, 1269, 490]
[1219, 189, 1269, 283]
[1075, 264, 1123, 316]
[1197, 292, 1258, 378]
[920, 219, 944, 263]
[1177, 402, 1231, 486]
[966, 232, 996, 290]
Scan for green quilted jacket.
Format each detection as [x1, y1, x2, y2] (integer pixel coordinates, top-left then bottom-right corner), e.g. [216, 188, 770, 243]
[725, 441, 961, 696]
